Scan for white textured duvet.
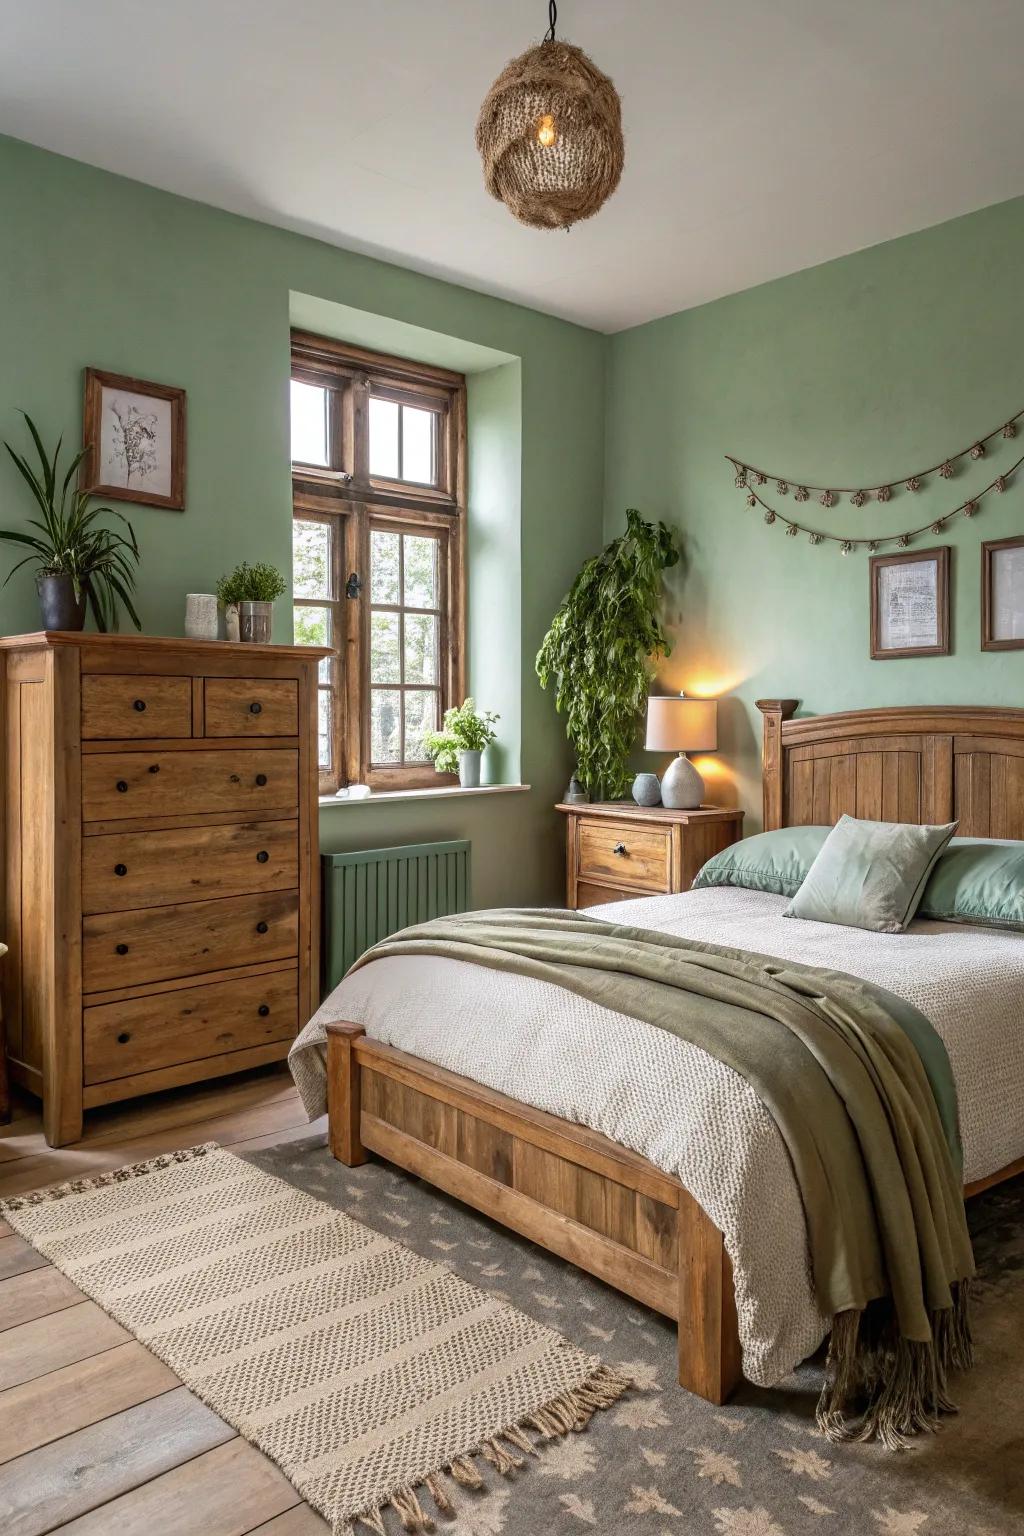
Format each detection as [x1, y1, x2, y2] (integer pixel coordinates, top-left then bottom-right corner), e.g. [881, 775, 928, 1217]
[289, 887, 1024, 1386]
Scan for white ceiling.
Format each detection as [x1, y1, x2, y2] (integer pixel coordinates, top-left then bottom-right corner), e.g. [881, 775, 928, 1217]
[4, 1, 1024, 333]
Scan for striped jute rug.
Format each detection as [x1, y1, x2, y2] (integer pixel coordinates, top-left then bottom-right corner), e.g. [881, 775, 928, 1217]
[1, 1143, 630, 1535]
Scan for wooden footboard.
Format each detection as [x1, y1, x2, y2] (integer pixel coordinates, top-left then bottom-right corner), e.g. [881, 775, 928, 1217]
[325, 1020, 743, 1404]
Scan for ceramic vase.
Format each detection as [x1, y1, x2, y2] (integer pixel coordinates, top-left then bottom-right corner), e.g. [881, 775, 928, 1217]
[458, 750, 482, 788]
[36, 573, 86, 630]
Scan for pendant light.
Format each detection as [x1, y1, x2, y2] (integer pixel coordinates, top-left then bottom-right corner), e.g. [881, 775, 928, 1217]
[476, 2, 624, 231]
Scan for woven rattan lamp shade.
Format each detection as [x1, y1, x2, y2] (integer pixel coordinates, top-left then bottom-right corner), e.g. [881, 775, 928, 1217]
[476, 39, 624, 230]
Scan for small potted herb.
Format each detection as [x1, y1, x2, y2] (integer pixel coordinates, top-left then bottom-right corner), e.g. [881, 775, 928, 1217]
[425, 698, 499, 788]
[1, 414, 142, 632]
[216, 560, 287, 643]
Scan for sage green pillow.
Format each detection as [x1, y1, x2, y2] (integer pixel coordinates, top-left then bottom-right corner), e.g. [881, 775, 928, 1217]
[694, 827, 830, 898]
[919, 837, 1024, 930]
[784, 815, 958, 933]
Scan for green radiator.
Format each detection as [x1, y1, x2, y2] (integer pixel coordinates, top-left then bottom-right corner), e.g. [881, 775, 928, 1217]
[321, 840, 472, 995]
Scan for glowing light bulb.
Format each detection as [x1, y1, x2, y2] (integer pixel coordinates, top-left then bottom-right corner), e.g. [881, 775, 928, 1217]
[536, 113, 557, 147]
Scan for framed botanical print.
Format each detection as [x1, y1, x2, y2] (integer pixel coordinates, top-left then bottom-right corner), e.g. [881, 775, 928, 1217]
[869, 546, 950, 659]
[82, 368, 186, 509]
[982, 535, 1024, 651]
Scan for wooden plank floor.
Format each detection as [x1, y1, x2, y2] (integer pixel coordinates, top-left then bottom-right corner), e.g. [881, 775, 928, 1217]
[0, 1066, 330, 1536]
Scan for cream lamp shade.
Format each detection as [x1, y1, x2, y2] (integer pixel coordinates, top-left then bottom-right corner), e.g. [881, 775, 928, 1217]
[645, 696, 718, 754]
[645, 695, 718, 809]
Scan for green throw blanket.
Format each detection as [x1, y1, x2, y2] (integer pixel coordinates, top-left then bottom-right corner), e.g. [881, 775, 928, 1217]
[352, 908, 975, 1447]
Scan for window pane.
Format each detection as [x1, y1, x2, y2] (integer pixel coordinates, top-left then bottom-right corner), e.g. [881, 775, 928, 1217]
[370, 529, 400, 604]
[370, 610, 401, 683]
[293, 604, 333, 682]
[404, 613, 438, 685]
[317, 689, 331, 771]
[293, 519, 332, 599]
[291, 380, 328, 466]
[369, 397, 399, 478]
[403, 534, 438, 609]
[371, 688, 401, 763]
[401, 405, 434, 484]
[404, 689, 438, 762]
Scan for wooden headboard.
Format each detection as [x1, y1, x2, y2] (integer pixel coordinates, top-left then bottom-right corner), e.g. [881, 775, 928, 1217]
[756, 699, 1024, 839]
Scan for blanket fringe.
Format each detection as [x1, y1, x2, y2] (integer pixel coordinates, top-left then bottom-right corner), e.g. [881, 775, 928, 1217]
[343, 1364, 632, 1536]
[816, 1281, 973, 1449]
[0, 1142, 220, 1214]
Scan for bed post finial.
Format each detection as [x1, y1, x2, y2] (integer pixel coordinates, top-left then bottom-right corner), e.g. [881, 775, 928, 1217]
[755, 699, 799, 832]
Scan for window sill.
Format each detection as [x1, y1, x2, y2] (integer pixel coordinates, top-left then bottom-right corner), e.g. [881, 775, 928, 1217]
[319, 783, 531, 809]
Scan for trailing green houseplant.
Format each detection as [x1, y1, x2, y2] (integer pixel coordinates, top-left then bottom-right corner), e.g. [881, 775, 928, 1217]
[425, 698, 499, 787]
[536, 508, 679, 800]
[217, 560, 288, 644]
[1, 413, 141, 631]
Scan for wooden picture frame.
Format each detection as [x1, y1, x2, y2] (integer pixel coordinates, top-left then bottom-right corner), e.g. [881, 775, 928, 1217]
[869, 546, 950, 659]
[82, 368, 186, 510]
[982, 535, 1024, 651]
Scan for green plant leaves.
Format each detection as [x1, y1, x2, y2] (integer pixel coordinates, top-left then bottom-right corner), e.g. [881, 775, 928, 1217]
[424, 697, 499, 773]
[1, 414, 142, 629]
[216, 560, 288, 605]
[535, 508, 679, 800]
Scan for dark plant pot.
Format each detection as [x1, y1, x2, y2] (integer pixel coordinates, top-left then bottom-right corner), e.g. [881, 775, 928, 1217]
[238, 600, 274, 644]
[36, 572, 86, 631]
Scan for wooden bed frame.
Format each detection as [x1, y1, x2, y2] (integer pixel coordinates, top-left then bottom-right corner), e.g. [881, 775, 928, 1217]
[326, 701, 1024, 1404]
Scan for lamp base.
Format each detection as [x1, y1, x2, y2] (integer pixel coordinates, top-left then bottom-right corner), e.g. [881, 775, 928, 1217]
[660, 753, 705, 810]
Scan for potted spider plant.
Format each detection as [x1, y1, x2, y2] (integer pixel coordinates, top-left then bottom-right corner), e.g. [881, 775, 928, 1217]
[1, 413, 141, 631]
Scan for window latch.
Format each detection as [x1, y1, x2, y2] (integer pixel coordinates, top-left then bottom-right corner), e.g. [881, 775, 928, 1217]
[345, 572, 363, 600]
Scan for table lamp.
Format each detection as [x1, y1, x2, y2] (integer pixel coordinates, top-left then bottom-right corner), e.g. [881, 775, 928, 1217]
[645, 694, 718, 809]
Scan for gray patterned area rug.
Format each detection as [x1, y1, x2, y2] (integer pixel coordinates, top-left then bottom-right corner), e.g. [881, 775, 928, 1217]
[1, 1144, 628, 1536]
[244, 1135, 1024, 1536]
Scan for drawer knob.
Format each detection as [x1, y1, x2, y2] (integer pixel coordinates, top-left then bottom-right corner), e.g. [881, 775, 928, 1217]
[114, 863, 128, 877]
[255, 773, 268, 786]
[116, 943, 129, 955]
[258, 1003, 270, 1017]
[133, 699, 147, 712]
[116, 780, 129, 793]
[148, 764, 160, 775]
[117, 1031, 130, 1044]
[613, 842, 627, 856]
[256, 921, 269, 934]
[256, 850, 270, 863]
[250, 701, 263, 715]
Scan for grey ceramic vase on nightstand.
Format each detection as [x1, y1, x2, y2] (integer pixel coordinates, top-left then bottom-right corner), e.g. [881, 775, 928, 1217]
[631, 772, 662, 806]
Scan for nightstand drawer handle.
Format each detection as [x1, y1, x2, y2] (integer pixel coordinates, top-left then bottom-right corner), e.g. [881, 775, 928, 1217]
[250, 701, 263, 715]
[116, 943, 129, 955]
[133, 699, 146, 712]
[612, 842, 627, 856]
[114, 863, 128, 877]
[256, 921, 269, 934]
[256, 850, 270, 863]
[116, 780, 129, 793]
[258, 1003, 270, 1017]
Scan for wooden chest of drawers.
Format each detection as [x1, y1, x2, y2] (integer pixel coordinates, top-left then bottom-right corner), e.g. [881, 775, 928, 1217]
[0, 632, 327, 1145]
[558, 801, 745, 908]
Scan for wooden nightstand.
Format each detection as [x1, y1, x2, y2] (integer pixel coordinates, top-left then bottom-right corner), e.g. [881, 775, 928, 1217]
[557, 802, 745, 909]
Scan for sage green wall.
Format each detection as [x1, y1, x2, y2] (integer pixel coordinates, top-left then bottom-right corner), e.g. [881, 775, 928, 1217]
[604, 196, 1024, 830]
[0, 133, 607, 905]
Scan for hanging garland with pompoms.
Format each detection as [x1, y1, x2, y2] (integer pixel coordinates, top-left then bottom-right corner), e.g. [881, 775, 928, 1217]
[727, 404, 1024, 554]
[727, 407, 1022, 508]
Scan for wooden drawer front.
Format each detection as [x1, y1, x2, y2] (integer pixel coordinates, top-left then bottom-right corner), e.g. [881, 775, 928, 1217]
[205, 679, 298, 737]
[577, 820, 671, 892]
[84, 968, 298, 1085]
[575, 881, 633, 909]
[82, 820, 299, 914]
[82, 675, 192, 740]
[82, 748, 299, 822]
[83, 890, 299, 993]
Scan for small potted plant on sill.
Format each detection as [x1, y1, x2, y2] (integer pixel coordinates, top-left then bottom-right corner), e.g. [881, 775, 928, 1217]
[0, 413, 142, 632]
[216, 560, 287, 643]
[425, 698, 499, 788]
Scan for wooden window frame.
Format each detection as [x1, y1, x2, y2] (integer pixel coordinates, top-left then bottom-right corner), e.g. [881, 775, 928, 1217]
[291, 331, 466, 793]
